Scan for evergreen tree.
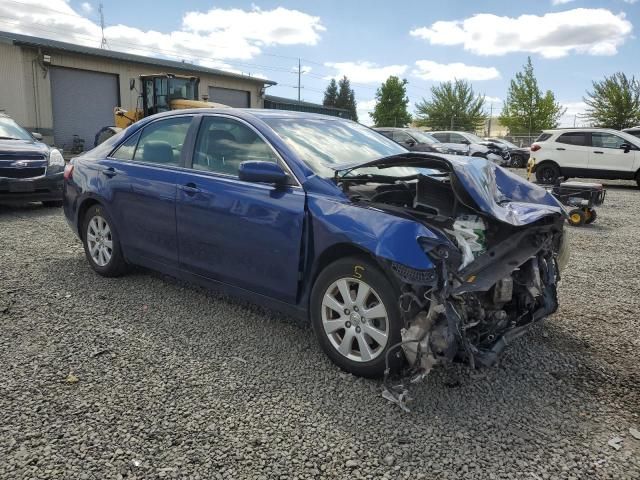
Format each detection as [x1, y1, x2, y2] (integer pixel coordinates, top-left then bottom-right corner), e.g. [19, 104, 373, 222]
[323, 78, 338, 107]
[336, 76, 358, 121]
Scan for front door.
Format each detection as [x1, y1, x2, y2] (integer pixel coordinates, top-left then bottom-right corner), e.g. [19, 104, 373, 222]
[175, 115, 306, 303]
[589, 132, 638, 178]
[553, 132, 590, 171]
[103, 115, 194, 267]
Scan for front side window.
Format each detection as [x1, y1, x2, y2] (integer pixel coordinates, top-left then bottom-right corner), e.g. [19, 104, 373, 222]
[133, 116, 192, 166]
[557, 132, 587, 146]
[450, 133, 469, 144]
[431, 132, 449, 143]
[592, 133, 627, 149]
[192, 116, 278, 176]
[393, 131, 413, 143]
[111, 131, 141, 161]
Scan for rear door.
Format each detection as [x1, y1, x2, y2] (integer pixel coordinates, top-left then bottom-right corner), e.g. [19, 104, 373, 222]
[552, 132, 590, 171]
[102, 115, 194, 267]
[175, 115, 306, 303]
[589, 132, 637, 177]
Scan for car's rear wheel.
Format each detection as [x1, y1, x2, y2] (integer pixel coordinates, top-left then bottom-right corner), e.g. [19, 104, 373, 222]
[82, 204, 127, 277]
[536, 163, 560, 184]
[310, 256, 403, 378]
[511, 154, 525, 168]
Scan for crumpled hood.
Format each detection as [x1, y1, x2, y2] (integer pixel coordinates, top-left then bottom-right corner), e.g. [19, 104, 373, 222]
[336, 152, 565, 227]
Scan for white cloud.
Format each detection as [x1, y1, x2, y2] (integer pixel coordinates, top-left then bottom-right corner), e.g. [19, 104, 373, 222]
[357, 99, 377, 126]
[559, 101, 588, 126]
[324, 61, 408, 83]
[410, 8, 632, 58]
[551, 0, 575, 5]
[622, 0, 638, 4]
[483, 96, 502, 104]
[412, 60, 500, 81]
[80, 2, 92, 13]
[0, 0, 324, 71]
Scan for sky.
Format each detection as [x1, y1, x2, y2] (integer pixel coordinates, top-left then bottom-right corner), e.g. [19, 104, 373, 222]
[0, 0, 638, 126]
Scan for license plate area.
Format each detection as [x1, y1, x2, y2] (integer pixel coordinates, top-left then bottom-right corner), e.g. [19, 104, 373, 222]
[9, 181, 35, 193]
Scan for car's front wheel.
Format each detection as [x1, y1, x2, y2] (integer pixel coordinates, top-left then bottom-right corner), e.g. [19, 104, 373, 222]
[310, 256, 403, 378]
[82, 204, 127, 277]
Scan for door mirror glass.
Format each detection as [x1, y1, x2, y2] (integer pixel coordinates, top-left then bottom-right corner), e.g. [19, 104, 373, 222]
[238, 161, 288, 185]
[31, 132, 43, 141]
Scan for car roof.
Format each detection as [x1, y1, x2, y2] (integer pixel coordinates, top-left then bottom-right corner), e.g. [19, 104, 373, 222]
[542, 127, 621, 134]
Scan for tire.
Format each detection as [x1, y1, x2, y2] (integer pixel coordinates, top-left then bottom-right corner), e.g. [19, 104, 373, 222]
[636, 172, 640, 189]
[42, 200, 63, 208]
[81, 204, 127, 277]
[536, 163, 560, 184]
[310, 256, 403, 378]
[585, 209, 597, 224]
[511, 155, 525, 168]
[567, 209, 586, 227]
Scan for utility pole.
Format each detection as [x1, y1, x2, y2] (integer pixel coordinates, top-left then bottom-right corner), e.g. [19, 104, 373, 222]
[297, 58, 301, 102]
[99, 3, 108, 49]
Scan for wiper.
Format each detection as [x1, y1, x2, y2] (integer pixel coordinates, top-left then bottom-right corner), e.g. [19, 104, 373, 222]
[0, 136, 20, 140]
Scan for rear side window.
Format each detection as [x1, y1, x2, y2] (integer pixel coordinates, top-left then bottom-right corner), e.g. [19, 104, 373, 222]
[535, 133, 552, 142]
[556, 132, 588, 146]
[133, 116, 192, 166]
[431, 132, 449, 143]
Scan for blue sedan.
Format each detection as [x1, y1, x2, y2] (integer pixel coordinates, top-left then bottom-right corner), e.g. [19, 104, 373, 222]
[63, 109, 567, 379]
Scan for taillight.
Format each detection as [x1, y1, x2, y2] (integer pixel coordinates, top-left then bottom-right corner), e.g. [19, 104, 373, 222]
[530, 144, 541, 152]
[63, 163, 74, 180]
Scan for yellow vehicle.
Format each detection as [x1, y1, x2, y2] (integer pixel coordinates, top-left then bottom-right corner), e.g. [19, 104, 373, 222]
[94, 73, 228, 146]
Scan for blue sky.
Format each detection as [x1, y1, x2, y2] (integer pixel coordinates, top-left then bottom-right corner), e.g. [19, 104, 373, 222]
[1, 0, 638, 124]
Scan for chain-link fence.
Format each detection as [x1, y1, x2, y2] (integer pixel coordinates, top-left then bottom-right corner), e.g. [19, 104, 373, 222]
[495, 135, 540, 148]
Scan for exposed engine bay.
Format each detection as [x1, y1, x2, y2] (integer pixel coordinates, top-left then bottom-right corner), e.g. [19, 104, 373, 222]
[337, 161, 567, 411]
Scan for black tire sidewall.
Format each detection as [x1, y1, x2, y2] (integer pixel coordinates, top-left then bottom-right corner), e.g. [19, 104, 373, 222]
[567, 209, 585, 226]
[310, 256, 404, 378]
[82, 204, 126, 277]
[536, 163, 559, 184]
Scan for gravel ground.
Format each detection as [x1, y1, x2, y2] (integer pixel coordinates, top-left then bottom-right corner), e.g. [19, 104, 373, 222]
[1, 177, 639, 479]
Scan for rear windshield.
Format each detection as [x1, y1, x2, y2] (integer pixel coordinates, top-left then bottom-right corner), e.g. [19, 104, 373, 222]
[535, 133, 552, 142]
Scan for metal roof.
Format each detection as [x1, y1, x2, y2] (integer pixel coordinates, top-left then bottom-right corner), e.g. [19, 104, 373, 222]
[264, 95, 349, 112]
[0, 30, 276, 86]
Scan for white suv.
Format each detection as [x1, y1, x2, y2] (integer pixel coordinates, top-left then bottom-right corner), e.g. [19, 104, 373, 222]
[531, 128, 640, 187]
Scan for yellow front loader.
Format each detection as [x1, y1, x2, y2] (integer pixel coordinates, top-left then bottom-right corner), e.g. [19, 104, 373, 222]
[94, 73, 228, 146]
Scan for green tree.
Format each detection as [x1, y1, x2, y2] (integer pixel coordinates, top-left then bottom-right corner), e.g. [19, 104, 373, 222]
[370, 76, 412, 127]
[499, 57, 565, 135]
[584, 73, 640, 129]
[336, 76, 358, 121]
[323, 78, 338, 107]
[414, 79, 485, 131]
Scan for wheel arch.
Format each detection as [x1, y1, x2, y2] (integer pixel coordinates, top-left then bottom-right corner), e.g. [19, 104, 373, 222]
[76, 197, 103, 241]
[533, 159, 561, 172]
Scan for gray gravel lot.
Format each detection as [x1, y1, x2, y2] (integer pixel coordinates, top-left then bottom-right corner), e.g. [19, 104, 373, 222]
[1, 177, 639, 479]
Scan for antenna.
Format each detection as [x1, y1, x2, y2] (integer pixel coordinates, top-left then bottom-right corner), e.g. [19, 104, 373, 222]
[99, 3, 108, 49]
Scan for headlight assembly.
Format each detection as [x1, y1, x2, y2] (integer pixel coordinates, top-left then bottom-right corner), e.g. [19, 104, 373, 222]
[49, 148, 65, 167]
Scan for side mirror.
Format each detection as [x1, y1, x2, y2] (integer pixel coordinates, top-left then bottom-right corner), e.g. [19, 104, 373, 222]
[620, 143, 632, 153]
[31, 132, 43, 141]
[238, 161, 289, 185]
[461, 140, 470, 145]
[405, 139, 416, 147]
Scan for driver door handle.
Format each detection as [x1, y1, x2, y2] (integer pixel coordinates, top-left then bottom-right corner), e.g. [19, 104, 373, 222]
[556, 147, 566, 151]
[593, 151, 604, 154]
[99, 166, 117, 178]
[179, 182, 201, 195]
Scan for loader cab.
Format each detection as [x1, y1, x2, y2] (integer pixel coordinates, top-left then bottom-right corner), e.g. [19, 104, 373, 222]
[140, 74, 200, 116]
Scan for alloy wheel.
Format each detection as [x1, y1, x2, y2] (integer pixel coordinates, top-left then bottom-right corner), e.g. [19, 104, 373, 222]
[86, 215, 113, 267]
[321, 277, 389, 362]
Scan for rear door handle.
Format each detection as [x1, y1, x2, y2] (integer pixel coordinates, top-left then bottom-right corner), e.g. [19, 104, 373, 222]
[179, 182, 201, 195]
[99, 166, 117, 178]
[556, 147, 566, 151]
[593, 151, 603, 154]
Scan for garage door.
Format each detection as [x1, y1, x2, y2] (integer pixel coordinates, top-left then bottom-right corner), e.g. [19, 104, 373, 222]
[208, 86, 250, 108]
[50, 67, 119, 151]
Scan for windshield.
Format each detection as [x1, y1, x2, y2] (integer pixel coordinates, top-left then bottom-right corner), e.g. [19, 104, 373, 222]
[464, 132, 485, 144]
[409, 130, 438, 144]
[262, 117, 406, 177]
[0, 117, 34, 141]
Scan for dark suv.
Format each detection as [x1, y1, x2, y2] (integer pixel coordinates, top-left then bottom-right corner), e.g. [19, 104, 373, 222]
[373, 128, 457, 154]
[0, 114, 64, 206]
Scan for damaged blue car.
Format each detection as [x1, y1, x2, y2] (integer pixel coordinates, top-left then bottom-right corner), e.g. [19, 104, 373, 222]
[63, 109, 568, 382]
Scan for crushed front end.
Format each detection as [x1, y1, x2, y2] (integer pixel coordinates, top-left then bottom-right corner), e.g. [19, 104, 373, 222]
[335, 153, 568, 410]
